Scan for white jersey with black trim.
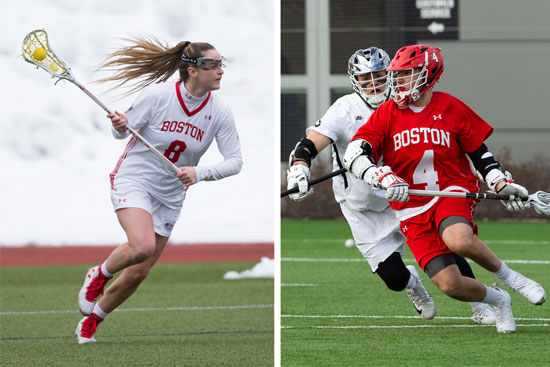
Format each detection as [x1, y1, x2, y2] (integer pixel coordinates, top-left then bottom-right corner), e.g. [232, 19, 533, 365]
[110, 81, 243, 209]
[307, 93, 389, 212]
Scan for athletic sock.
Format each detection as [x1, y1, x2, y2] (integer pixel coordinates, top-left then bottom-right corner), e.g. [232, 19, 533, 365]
[100, 262, 114, 278]
[482, 285, 504, 306]
[492, 262, 512, 284]
[92, 303, 109, 320]
[406, 270, 417, 289]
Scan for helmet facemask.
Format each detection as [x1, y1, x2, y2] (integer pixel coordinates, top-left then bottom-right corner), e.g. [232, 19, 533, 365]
[389, 67, 428, 109]
[350, 71, 390, 109]
[348, 47, 391, 109]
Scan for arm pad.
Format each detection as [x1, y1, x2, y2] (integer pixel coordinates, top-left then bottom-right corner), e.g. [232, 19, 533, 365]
[467, 143, 501, 181]
[289, 137, 319, 166]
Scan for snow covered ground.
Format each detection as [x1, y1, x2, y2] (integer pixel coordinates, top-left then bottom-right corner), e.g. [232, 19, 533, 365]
[0, 0, 275, 246]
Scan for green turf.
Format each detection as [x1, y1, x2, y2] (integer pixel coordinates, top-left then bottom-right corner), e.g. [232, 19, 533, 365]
[0, 262, 273, 366]
[281, 219, 550, 367]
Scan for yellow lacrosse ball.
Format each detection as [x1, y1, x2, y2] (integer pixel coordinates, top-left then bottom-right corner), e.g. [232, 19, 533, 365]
[33, 47, 47, 61]
[49, 64, 58, 72]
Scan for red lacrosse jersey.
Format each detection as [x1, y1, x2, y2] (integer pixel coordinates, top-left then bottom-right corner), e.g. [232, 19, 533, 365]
[352, 92, 493, 220]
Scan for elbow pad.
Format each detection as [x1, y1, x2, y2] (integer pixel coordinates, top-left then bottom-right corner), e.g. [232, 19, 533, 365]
[343, 139, 375, 179]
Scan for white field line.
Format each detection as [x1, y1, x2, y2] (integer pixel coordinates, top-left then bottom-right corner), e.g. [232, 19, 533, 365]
[281, 284, 317, 287]
[282, 324, 550, 329]
[282, 314, 550, 321]
[281, 257, 550, 264]
[283, 239, 550, 245]
[0, 304, 273, 316]
[282, 314, 550, 329]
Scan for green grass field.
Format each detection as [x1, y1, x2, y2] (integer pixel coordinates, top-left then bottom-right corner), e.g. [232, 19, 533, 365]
[0, 262, 273, 366]
[282, 219, 550, 367]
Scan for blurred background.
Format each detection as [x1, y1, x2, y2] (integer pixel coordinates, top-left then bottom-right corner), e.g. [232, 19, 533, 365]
[281, 0, 550, 220]
[0, 0, 274, 245]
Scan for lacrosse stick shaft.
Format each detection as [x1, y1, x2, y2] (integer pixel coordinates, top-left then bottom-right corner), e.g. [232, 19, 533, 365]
[409, 189, 550, 215]
[281, 168, 346, 198]
[282, 168, 520, 201]
[71, 79, 181, 174]
[408, 189, 519, 201]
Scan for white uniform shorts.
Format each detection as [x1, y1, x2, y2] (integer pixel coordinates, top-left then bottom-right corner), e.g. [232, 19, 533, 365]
[340, 201, 406, 272]
[111, 181, 182, 238]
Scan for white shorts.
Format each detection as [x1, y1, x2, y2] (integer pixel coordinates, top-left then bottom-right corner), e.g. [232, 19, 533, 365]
[111, 181, 182, 238]
[340, 201, 406, 272]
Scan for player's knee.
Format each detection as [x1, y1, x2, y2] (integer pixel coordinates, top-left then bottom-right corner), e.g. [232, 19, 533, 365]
[130, 239, 156, 264]
[435, 277, 463, 298]
[447, 237, 475, 256]
[376, 253, 409, 292]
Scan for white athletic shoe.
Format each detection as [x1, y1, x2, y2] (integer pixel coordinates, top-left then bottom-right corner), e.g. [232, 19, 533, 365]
[405, 265, 436, 320]
[470, 302, 496, 325]
[493, 285, 516, 334]
[78, 266, 112, 316]
[75, 315, 101, 344]
[502, 270, 546, 305]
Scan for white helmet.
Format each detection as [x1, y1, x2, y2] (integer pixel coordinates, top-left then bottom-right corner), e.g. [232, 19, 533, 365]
[348, 47, 391, 109]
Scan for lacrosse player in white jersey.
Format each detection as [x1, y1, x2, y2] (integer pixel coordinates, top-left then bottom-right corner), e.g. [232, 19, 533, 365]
[75, 38, 242, 344]
[286, 47, 496, 324]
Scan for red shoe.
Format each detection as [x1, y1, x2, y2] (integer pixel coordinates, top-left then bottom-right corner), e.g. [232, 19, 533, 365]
[78, 266, 112, 315]
[75, 313, 103, 344]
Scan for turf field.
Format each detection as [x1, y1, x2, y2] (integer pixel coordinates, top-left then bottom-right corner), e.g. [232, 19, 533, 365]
[282, 219, 550, 367]
[0, 262, 273, 366]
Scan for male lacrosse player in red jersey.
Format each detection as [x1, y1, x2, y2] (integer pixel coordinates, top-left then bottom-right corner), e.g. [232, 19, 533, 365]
[287, 47, 496, 324]
[75, 38, 242, 344]
[343, 45, 546, 333]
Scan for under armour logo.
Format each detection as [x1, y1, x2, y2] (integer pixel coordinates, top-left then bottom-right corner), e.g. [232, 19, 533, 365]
[402, 225, 408, 232]
[433, 114, 442, 120]
[204, 115, 212, 120]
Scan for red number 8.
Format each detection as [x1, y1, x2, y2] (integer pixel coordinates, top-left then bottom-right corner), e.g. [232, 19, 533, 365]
[163, 140, 187, 163]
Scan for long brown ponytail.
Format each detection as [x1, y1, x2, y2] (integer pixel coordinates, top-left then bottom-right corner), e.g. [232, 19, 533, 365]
[96, 35, 214, 95]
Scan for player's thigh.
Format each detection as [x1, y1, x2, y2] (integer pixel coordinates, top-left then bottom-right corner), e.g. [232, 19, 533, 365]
[341, 203, 405, 271]
[116, 208, 156, 248]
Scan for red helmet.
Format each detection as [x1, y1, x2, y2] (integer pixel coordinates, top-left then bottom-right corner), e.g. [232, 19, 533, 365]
[387, 45, 444, 108]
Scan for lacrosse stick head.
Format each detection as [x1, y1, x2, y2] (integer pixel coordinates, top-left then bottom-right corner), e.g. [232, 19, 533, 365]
[531, 191, 550, 215]
[22, 29, 73, 81]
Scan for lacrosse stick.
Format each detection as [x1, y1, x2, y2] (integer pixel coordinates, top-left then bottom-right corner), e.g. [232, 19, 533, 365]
[407, 189, 550, 215]
[21, 29, 181, 174]
[281, 167, 550, 215]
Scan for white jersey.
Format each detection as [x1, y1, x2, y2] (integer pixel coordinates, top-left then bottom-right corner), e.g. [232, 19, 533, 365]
[110, 81, 242, 209]
[308, 93, 389, 212]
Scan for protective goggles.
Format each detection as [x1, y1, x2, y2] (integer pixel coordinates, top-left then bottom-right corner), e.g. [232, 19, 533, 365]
[181, 55, 226, 70]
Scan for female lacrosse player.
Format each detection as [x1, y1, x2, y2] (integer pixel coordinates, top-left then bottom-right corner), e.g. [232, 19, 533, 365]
[287, 47, 496, 324]
[344, 44, 545, 333]
[75, 38, 242, 344]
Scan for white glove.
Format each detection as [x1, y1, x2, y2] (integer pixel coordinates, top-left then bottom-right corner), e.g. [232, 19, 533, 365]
[287, 164, 313, 202]
[495, 171, 531, 211]
[365, 166, 409, 202]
